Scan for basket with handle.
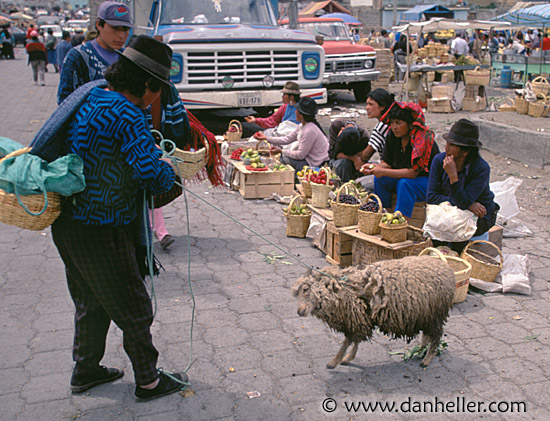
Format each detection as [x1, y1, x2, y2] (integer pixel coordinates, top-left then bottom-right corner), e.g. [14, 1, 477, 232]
[515, 95, 529, 115]
[461, 240, 503, 283]
[310, 167, 334, 209]
[358, 193, 383, 235]
[379, 218, 408, 243]
[225, 119, 243, 141]
[528, 94, 549, 118]
[155, 130, 209, 180]
[498, 98, 516, 112]
[419, 247, 473, 304]
[298, 166, 313, 198]
[330, 182, 362, 227]
[531, 76, 550, 96]
[464, 66, 490, 86]
[255, 139, 271, 157]
[0, 148, 63, 231]
[285, 195, 311, 238]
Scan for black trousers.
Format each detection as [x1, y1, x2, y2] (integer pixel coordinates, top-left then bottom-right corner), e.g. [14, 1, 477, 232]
[51, 217, 159, 385]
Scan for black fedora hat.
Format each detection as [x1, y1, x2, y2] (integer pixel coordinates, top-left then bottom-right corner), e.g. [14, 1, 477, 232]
[295, 96, 317, 117]
[443, 118, 482, 148]
[117, 35, 172, 85]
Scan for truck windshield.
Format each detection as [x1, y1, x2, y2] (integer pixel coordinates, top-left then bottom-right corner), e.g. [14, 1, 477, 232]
[297, 22, 350, 41]
[159, 0, 276, 26]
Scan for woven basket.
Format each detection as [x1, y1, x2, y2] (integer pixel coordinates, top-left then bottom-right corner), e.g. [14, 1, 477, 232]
[516, 96, 529, 115]
[0, 148, 62, 230]
[461, 240, 503, 283]
[255, 139, 271, 157]
[310, 168, 333, 209]
[285, 195, 311, 238]
[464, 66, 490, 86]
[358, 193, 383, 235]
[379, 220, 408, 243]
[331, 182, 361, 228]
[528, 94, 549, 118]
[531, 76, 550, 96]
[225, 119, 242, 142]
[419, 247, 472, 304]
[169, 135, 209, 180]
[499, 98, 516, 112]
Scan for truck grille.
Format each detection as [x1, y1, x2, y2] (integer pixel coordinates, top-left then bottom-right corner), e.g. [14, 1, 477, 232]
[324, 53, 375, 73]
[185, 50, 300, 85]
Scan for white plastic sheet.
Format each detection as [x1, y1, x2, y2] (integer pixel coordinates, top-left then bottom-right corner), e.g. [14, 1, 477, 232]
[423, 202, 478, 242]
[469, 254, 531, 295]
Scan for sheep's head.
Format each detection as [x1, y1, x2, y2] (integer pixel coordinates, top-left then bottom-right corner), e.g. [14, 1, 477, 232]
[292, 268, 343, 317]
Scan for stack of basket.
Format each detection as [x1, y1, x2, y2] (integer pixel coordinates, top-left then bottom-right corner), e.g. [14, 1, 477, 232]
[372, 48, 391, 90]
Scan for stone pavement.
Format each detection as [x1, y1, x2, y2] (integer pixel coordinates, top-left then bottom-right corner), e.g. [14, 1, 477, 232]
[1, 50, 550, 420]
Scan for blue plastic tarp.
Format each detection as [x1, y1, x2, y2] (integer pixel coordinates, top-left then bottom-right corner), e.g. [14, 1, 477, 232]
[493, 4, 550, 26]
[401, 5, 454, 22]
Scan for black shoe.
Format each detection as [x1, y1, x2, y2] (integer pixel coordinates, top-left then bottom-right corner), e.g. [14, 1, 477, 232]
[135, 371, 188, 402]
[70, 366, 124, 393]
[160, 235, 175, 250]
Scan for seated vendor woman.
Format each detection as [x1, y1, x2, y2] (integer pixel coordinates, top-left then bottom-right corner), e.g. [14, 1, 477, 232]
[359, 102, 439, 218]
[254, 96, 329, 174]
[427, 119, 499, 253]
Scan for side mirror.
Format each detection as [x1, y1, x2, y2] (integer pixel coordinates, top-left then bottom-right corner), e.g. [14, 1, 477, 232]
[315, 35, 324, 46]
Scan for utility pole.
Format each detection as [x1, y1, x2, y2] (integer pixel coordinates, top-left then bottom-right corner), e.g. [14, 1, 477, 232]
[393, 0, 397, 27]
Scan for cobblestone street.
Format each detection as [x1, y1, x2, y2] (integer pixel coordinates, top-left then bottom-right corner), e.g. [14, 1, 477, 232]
[1, 49, 549, 420]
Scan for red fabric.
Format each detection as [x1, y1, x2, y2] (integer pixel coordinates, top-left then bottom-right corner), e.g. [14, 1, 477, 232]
[543, 37, 550, 51]
[25, 41, 46, 53]
[380, 102, 435, 173]
[185, 111, 225, 187]
[255, 104, 287, 129]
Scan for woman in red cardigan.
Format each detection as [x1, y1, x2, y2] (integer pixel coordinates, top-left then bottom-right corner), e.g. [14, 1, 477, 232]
[25, 31, 47, 86]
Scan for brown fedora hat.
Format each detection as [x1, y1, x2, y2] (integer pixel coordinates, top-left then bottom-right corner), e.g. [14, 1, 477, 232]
[443, 118, 482, 148]
[282, 81, 301, 95]
[116, 35, 172, 85]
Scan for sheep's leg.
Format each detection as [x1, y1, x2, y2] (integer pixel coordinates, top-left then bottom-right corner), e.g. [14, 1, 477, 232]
[420, 331, 442, 367]
[327, 337, 351, 369]
[340, 341, 359, 365]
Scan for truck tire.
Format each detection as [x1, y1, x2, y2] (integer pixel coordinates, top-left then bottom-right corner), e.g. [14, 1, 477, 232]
[353, 82, 371, 103]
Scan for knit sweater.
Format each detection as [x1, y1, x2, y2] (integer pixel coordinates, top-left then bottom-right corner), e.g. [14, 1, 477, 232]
[25, 40, 46, 62]
[266, 122, 329, 167]
[57, 41, 112, 104]
[254, 103, 298, 128]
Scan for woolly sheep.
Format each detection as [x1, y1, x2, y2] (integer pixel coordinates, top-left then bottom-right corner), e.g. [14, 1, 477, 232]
[291, 255, 455, 369]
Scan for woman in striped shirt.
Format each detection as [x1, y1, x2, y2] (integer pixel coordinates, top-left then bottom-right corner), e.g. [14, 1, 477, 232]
[361, 88, 395, 163]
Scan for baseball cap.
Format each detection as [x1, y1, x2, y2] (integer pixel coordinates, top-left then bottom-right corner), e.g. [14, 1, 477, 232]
[98, 1, 134, 28]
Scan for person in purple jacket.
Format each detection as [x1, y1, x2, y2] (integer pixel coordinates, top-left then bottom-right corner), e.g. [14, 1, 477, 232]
[255, 96, 329, 175]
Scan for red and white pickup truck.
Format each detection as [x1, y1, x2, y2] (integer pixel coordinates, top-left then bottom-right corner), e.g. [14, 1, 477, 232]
[281, 17, 379, 102]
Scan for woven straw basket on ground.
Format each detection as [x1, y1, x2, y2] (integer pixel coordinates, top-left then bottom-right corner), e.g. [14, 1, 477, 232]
[461, 240, 503, 283]
[0, 148, 62, 230]
[419, 247, 472, 304]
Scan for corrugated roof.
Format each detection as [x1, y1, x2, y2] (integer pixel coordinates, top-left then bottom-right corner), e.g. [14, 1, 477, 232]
[401, 5, 453, 22]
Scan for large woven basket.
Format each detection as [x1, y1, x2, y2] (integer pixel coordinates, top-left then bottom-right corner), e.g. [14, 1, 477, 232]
[0, 148, 62, 231]
[358, 193, 383, 235]
[528, 94, 549, 118]
[515, 96, 529, 115]
[420, 247, 472, 304]
[310, 168, 334, 209]
[285, 195, 311, 238]
[170, 135, 209, 180]
[461, 240, 503, 283]
[379, 220, 408, 243]
[498, 98, 516, 112]
[255, 139, 271, 157]
[464, 66, 490, 86]
[225, 119, 242, 142]
[331, 182, 361, 228]
[531, 76, 550, 96]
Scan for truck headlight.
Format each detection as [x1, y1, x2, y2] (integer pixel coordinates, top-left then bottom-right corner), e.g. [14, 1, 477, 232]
[364, 60, 374, 69]
[302, 52, 320, 80]
[170, 54, 183, 84]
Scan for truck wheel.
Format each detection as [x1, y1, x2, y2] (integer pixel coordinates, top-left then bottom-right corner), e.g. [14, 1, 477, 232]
[353, 82, 371, 103]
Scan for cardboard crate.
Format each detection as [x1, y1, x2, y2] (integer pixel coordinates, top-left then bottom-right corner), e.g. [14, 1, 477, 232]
[224, 156, 295, 199]
[428, 98, 454, 113]
[431, 84, 454, 99]
[342, 226, 431, 266]
[325, 221, 353, 267]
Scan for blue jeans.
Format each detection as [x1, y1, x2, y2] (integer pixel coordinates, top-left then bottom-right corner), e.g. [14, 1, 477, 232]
[329, 158, 361, 183]
[374, 176, 429, 218]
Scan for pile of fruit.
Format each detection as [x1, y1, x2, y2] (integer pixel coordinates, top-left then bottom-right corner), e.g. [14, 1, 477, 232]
[272, 164, 288, 172]
[336, 194, 360, 205]
[228, 125, 241, 134]
[240, 148, 266, 168]
[308, 170, 334, 186]
[381, 211, 407, 225]
[230, 148, 244, 160]
[283, 203, 311, 216]
[359, 200, 380, 213]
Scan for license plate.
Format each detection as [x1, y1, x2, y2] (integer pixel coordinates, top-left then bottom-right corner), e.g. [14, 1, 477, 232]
[238, 93, 262, 107]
